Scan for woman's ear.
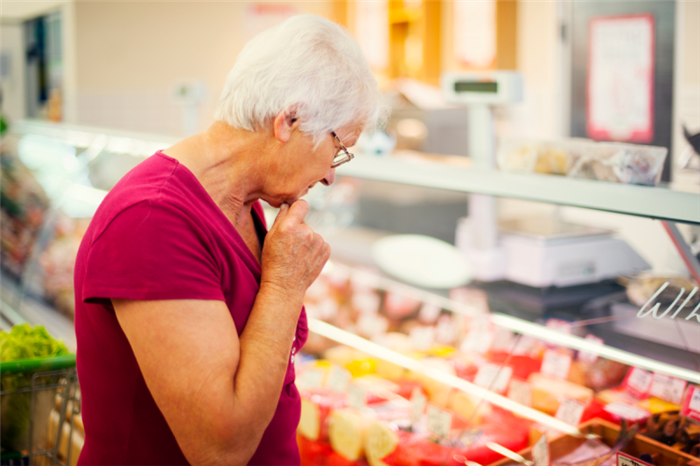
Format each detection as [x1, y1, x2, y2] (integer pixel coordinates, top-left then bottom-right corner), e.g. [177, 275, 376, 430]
[273, 108, 300, 143]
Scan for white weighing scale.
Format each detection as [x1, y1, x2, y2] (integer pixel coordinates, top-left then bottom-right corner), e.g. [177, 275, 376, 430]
[441, 72, 650, 286]
[442, 71, 522, 281]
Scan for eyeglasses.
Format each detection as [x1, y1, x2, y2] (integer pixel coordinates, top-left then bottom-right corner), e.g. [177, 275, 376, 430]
[330, 131, 354, 169]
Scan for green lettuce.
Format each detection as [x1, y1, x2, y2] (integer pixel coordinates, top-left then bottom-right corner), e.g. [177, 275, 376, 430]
[1, 324, 70, 452]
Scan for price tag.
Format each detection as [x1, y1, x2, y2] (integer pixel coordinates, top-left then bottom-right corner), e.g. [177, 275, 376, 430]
[348, 383, 367, 410]
[541, 349, 572, 380]
[326, 365, 351, 393]
[418, 303, 442, 324]
[350, 269, 380, 292]
[297, 369, 324, 390]
[603, 402, 651, 422]
[649, 373, 687, 405]
[681, 385, 700, 422]
[352, 292, 381, 315]
[545, 318, 573, 334]
[532, 432, 549, 466]
[460, 329, 495, 354]
[427, 405, 452, 439]
[555, 397, 586, 426]
[411, 387, 427, 424]
[578, 334, 604, 365]
[410, 326, 435, 351]
[435, 314, 456, 345]
[474, 363, 513, 394]
[449, 287, 489, 313]
[507, 379, 532, 407]
[623, 367, 653, 399]
[616, 451, 654, 466]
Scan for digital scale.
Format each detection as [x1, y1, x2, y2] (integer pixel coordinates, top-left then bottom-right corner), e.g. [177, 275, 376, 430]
[441, 72, 650, 287]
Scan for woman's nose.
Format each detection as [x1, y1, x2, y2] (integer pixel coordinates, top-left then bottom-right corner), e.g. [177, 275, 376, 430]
[321, 168, 336, 186]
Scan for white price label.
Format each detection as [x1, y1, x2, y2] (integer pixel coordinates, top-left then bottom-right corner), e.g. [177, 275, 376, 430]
[507, 379, 532, 407]
[617, 451, 654, 466]
[460, 330, 495, 354]
[690, 386, 700, 412]
[411, 387, 427, 424]
[624, 367, 653, 398]
[545, 319, 573, 334]
[297, 369, 324, 390]
[474, 363, 513, 394]
[683, 385, 700, 421]
[603, 402, 650, 421]
[418, 303, 442, 324]
[348, 383, 367, 410]
[533, 432, 549, 466]
[555, 397, 586, 426]
[435, 315, 456, 345]
[352, 292, 381, 315]
[649, 373, 687, 405]
[326, 365, 351, 393]
[410, 326, 435, 351]
[541, 350, 572, 380]
[427, 405, 452, 439]
[578, 334, 604, 364]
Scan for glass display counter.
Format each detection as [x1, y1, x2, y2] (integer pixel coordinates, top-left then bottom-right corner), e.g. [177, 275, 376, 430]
[2, 120, 699, 466]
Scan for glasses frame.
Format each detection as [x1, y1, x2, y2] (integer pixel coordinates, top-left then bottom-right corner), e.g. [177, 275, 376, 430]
[330, 131, 354, 169]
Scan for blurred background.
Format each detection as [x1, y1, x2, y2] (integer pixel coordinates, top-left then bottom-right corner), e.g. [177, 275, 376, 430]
[1, 3, 700, 465]
[0, 0, 696, 158]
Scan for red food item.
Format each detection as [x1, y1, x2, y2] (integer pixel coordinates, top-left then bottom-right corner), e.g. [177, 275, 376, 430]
[580, 398, 607, 424]
[394, 380, 425, 400]
[487, 351, 541, 380]
[483, 406, 535, 436]
[449, 358, 479, 381]
[299, 435, 334, 466]
[326, 450, 362, 466]
[381, 423, 529, 466]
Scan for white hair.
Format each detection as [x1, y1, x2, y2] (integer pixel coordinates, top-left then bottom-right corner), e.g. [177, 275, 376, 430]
[215, 14, 388, 143]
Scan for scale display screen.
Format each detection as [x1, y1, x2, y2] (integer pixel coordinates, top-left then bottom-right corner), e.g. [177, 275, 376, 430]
[453, 81, 498, 94]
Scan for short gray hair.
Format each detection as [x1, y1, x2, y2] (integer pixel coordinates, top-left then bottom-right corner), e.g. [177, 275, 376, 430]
[215, 15, 388, 143]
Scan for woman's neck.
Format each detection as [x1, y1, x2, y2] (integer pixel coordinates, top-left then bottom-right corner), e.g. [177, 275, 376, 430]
[162, 121, 271, 224]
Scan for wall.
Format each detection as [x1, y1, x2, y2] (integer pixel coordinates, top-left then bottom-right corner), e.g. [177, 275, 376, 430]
[73, 1, 335, 136]
[675, 0, 700, 166]
[495, 0, 696, 274]
[0, 22, 26, 121]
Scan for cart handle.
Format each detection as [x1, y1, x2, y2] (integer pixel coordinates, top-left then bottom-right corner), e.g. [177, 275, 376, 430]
[0, 354, 76, 375]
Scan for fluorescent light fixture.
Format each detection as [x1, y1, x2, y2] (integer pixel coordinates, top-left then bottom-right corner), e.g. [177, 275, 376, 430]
[308, 318, 583, 437]
[489, 315, 700, 384]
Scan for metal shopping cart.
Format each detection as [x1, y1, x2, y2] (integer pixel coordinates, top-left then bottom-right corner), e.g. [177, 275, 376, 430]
[1, 355, 80, 466]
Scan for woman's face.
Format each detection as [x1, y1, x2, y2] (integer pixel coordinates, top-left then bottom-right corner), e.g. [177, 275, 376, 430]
[263, 123, 363, 207]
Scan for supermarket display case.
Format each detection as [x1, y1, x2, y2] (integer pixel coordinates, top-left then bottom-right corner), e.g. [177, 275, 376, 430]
[2, 120, 700, 466]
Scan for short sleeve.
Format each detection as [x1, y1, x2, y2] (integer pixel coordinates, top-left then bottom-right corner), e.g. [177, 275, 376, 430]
[81, 199, 225, 304]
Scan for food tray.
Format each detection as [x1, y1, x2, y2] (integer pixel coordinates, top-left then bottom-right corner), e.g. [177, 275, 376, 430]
[488, 418, 700, 466]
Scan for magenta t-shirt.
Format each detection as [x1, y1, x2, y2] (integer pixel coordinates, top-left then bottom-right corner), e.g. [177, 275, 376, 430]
[74, 152, 307, 465]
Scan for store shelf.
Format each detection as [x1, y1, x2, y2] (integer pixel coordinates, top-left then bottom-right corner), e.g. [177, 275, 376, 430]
[338, 155, 700, 225]
[327, 263, 700, 384]
[13, 120, 699, 225]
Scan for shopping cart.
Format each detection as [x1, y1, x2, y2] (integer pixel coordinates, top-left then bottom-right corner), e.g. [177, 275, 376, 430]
[1, 355, 80, 466]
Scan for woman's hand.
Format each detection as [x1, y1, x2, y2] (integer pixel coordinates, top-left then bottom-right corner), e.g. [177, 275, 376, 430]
[260, 200, 331, 303]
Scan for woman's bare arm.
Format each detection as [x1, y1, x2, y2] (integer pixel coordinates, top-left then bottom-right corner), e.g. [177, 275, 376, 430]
[113, 201, 329, 465]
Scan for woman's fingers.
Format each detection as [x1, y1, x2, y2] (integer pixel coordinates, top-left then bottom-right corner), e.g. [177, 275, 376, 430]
[286, 200, 309, 223]
[261, 199, 330, 298]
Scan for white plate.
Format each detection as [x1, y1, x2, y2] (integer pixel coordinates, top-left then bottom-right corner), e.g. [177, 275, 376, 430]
[371, 234, 472, 289]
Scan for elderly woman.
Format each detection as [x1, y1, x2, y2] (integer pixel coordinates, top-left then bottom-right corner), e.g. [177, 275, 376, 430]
[74, 15, 386, 466]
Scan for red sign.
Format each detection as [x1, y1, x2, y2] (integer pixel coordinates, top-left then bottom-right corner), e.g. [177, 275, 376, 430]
[587, 14, 655, 143]
[681, 385, 700, 422]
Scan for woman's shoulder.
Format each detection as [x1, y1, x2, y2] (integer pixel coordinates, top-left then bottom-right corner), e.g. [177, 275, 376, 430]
[87, 153, 211, 241]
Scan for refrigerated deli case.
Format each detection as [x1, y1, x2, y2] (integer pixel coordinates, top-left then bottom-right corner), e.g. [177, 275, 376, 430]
[2, 120, 700, 466]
